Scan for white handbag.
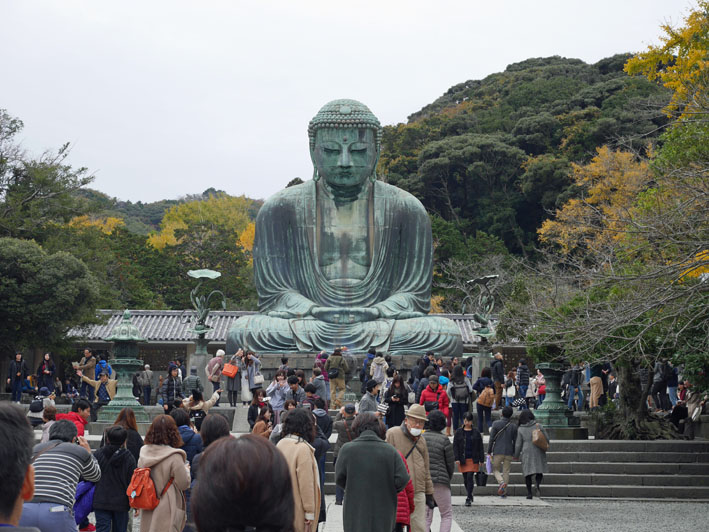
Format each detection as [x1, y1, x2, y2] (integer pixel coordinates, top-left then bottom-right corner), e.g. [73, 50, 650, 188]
[253, 372, 265, 386]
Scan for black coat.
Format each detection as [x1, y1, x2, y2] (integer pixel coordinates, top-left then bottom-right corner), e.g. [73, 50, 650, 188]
[93, 445, 136, 512]
[384, 385, 408, 428]
[491, 359, 505, 384]
[247, 403, 264, 429]
[453, 427, 484, 465]
[8, 359, 29, 381]
[160, 376, 183, 404]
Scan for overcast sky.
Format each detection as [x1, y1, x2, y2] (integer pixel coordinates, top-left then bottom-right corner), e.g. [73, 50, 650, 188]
[1, 1, 690, 203]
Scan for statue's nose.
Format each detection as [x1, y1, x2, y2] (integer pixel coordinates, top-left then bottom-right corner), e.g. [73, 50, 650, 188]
[338, 148, 353, 167]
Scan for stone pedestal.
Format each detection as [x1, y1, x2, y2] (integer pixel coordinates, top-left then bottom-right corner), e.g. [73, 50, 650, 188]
[97, 356, 149, 423]
[190, 335, 210, 395]
[535, 362, 588, 439]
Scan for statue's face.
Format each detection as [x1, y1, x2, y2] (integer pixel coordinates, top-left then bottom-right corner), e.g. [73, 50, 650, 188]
[313, 127, 377, 191]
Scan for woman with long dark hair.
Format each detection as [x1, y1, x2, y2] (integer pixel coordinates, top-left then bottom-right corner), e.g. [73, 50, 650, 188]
[384, 374, 409, 428]
[453, 412, 484, 506]
[276, 408, 320, 532]
[192, 435, 294, 532]
[225, 352, 241, 407]
[448, 365, 472, 431]
[238, 350, 263, 406]
[247, 388, 269, 429]
[100, 407, 144, 462]
[36, 353, 56, 392]
[252, 406, 273, 438]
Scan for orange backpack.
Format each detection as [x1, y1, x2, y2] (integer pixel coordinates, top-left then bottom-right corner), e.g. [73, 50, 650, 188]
[126, 467, 173, 510]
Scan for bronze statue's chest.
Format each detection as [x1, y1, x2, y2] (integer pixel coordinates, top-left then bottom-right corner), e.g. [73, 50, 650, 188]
[316, 195, 372, 282]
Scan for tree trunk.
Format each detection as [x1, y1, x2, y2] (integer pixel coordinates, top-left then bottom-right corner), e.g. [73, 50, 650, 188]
[595, 360, 682, 440]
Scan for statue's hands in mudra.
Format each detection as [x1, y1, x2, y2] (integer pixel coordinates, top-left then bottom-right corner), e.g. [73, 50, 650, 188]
[311, 306, 380, 324]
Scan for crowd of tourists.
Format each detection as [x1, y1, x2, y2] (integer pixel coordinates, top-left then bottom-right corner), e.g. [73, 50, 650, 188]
[4, 345, 708, 532]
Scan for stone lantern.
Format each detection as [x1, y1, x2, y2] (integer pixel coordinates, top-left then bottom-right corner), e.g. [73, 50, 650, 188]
[98, 310, 149, 423]
[535, 362, 588, 439]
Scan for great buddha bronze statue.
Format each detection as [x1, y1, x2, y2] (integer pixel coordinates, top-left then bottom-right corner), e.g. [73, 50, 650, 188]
[227, 100, 463, 355]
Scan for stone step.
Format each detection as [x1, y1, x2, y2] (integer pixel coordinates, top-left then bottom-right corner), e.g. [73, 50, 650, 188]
[324, 449, 709, 464]
[324, 458, 709, 474]
[324, 470, 709, 487]
[324, 483, 709, 499]
[542, 451, 709, 463]
[323, 439, 709, 457]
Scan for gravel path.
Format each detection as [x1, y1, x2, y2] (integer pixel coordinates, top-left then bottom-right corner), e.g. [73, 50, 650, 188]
[453, 500, 709, 532]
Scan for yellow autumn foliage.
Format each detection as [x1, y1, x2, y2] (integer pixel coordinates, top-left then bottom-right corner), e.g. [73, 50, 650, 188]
[430, 294, 445, 313]
[681, 250, 709, 280]
[238, 222, 255, 253]
[625, 1, 709, 121]
[538, 146, 651, 254]
[68, 215, 125, 234]
[148, 194, 253, 250]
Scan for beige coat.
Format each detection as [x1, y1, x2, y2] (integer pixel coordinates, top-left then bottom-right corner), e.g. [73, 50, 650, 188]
[81, 375, 117, 402]
[385, 424, 434, 495]
[137, 444, 191, 532]
[182, 391, 220, 413]
[276, 436, 321, 532]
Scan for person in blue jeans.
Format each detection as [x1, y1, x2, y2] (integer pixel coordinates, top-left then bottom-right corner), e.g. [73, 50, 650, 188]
[93, 426, 136, 532]
[7, 353, 29, 403]
[504, 371, 517, 407]
[516, 360, 530, 410]
[567, 362, 585, 411]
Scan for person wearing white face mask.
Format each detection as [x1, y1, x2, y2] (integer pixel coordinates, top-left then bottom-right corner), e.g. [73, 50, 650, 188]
[385, 404, 435, 532]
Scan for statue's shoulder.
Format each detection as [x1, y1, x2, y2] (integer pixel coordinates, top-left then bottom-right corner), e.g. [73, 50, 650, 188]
[258, 181, 313, 216]
[375, 181, 427, 214]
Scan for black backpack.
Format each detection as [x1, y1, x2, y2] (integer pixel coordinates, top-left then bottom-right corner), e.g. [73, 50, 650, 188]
[452, 381, 469, 402]
[29, 397, 44, 413]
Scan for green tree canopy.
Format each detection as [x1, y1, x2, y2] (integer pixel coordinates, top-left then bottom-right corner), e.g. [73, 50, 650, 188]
[0, 237, 100, 354]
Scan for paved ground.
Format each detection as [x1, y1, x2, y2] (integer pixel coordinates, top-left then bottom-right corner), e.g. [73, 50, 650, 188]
[453, 500, 709, 532]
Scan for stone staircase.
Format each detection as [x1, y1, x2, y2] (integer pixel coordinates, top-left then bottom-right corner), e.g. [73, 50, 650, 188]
[23, 401, 709, 500]
[324, 439, 709, 499]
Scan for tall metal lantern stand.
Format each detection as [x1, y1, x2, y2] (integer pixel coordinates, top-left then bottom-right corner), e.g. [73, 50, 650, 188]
[99, 310, 149, 423]
[184, 269, 226, 389]
[535, 362, 587, 439]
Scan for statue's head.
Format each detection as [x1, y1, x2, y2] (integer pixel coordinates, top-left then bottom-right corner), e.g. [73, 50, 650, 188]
[308, 99, 382, 197]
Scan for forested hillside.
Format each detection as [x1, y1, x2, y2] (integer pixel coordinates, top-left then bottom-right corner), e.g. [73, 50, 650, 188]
[378, 54, 671, 260]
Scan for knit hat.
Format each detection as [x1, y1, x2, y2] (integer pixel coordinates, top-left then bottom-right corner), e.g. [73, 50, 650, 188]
[344, 403, 356, 414]
[216, 349, 226, 357]
[365, 379, 379, 392]
[428, 375, 439, 384]
[406, 404, 428, 421]
[168, 362, 177, 372]
[190, 366, 197, 374]
[39, 387, 50, 397]
[439, 376, 449, 386]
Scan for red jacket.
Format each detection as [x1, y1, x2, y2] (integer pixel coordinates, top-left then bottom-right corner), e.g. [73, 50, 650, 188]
[396, 451, 415, 525]
[56, 411, 88, 437]
[419, 385, 450, 417]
